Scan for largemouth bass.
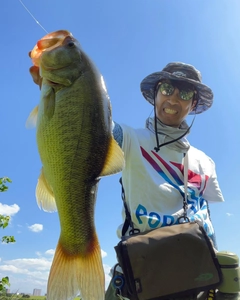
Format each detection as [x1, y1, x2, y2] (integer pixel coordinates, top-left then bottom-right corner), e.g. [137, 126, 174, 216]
[27, 30, 125, 300]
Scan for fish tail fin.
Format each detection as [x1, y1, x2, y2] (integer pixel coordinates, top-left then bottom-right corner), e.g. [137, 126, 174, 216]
[47, 238, 105, 300]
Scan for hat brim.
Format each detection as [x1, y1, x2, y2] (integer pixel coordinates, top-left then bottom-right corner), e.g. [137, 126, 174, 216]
[140, 71, 213, 114]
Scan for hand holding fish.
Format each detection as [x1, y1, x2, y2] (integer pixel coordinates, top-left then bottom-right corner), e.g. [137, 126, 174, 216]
[27, 30, 125, 300]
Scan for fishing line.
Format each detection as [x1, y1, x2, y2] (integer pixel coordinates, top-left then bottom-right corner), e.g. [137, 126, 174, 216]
[18, 0, 49, 34]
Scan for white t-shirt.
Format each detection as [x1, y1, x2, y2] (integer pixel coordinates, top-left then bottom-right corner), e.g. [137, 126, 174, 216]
[116, 124, 224, 242]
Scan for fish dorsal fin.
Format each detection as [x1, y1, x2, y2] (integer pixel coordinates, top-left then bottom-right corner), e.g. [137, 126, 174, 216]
[100, 137, 125, 177]
[26, 105, 39, 128]
[36, 168, 57, 212]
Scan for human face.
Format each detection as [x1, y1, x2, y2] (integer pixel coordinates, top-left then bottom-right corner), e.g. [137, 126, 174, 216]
[154, 80, 197, 127]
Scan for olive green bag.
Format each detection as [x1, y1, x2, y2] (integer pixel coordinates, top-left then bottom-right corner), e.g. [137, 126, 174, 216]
[114, 168, 222, 300]
[114, 221, 222, 300]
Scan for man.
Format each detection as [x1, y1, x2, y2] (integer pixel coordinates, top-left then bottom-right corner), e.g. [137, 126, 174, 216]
[113, 62, 223, 243]
[107, 62, 227, 300]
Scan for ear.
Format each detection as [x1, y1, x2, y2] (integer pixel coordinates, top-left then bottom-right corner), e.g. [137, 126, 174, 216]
[190, 100, 198, 112]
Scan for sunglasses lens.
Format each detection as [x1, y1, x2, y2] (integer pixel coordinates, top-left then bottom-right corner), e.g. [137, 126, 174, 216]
[179, 90, 195, 101]
[159, 83, 174, 96]
[174, 81, 195, 101]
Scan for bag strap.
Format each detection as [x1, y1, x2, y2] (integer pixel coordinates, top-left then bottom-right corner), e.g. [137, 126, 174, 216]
[182, 152, 189, 222]
[120, 152, 189, 236]
[119, 177, 140, 236]
[120, 177, 131, 236]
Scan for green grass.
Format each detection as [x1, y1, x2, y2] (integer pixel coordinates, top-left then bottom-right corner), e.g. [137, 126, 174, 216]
[28, 297, 81, 300]
[0, 296, 81, 300]
[30, 297, 80, 300]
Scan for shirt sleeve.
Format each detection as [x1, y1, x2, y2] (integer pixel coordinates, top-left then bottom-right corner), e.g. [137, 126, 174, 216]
[202, 158, 224, 203]
[112, 121, 123, 148]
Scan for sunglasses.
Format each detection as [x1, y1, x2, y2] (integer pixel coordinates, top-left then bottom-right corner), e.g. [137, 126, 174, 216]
[156, 81, 196, 101]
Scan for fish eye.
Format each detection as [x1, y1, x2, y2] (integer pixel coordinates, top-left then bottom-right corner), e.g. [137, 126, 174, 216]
[68, 41, 75, 48]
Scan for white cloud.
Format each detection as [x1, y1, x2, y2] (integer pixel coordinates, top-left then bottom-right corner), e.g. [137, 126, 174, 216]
[103, 263, 112, 289]
[226, 212, 233, 217]
[0, 257, 51, 291]
[101, 249, 107, 258]
[28, 224, 43, 232]
[45, 249, 55, 256]
[0, 264, 29, 274]
[0, 257, 50, 294]
[4, 258, 51, 270]
[0, 203, 20, 216]
[0, 250, 113, 294]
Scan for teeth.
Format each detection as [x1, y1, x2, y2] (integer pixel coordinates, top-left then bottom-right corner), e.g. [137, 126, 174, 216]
[165, 108, 177, 114]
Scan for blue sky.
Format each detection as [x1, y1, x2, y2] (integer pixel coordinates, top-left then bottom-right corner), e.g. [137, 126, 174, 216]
[1, 0, 240, 295]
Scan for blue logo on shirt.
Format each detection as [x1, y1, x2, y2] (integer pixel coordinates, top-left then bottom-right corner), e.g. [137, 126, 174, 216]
[136, 204, 176, 228]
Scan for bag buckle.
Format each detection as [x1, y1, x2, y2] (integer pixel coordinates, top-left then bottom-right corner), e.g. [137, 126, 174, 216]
[178, 215, 190, 223]
[129, 228, 140, 235]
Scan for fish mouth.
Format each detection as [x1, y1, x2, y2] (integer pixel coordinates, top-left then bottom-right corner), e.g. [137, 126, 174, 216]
[30, 30, 79, 87]
[44, 78, 69, 88]
[43, 75, 72, 87]
[41, 64, 70, 71]
[30, 30, 73, 66]
[46, 79, 60, 86]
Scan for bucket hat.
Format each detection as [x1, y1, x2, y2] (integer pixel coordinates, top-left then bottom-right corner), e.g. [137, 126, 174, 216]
[140, 62, 213, 114]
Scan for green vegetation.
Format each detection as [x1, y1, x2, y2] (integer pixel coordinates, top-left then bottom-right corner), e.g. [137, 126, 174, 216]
[0, 297, 81, 300]
[0, 177, 15, 295]
[0, 177, 15, 244]
[0, 297, 46, 300]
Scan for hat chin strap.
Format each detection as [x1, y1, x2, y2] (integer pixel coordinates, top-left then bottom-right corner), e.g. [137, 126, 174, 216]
[153, 99, 196, 152]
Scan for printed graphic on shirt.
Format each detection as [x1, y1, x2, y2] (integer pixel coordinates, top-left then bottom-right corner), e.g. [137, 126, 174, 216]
[136, 146, 214, 238]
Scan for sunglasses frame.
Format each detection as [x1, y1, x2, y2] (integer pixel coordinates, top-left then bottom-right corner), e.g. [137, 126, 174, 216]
[156, 81, 197, 101]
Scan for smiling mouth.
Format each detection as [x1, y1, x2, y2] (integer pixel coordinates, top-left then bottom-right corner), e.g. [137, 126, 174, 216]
[164, 108, 177, 115]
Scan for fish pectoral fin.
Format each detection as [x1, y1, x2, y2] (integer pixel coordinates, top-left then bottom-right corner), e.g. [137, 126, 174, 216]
[36, 168, 57, 212]
[47, 236, 105, 300]
[26, 106, 38, 128]
[100, 136, 125, 177]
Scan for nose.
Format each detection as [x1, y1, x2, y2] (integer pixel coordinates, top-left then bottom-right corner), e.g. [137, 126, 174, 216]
[168, 88, 180, 103]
